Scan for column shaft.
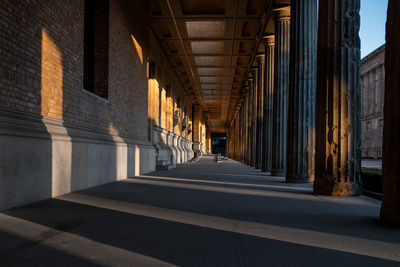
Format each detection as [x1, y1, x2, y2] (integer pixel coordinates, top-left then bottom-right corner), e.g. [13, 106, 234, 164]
[262, 36, 275, 172]
[245, 87, 250, 165]
[244, 91, 248, 164]
[380, 0, 400, 225]
[248, 79, 254, 166]
[286, 0, 317, 183]
[256, 56, 265, 169]
[314, 0, 362, 195]
[254, 66, 262, 169]
[271, 8, 290, 176]
[252, 70, 258, 167]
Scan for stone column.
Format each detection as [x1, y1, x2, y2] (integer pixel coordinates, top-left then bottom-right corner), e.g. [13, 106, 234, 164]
[314, 0, 362, 195]
[244, 86, 250, 165]
[255, 55, 265, 169]
[381, 0, 400, 225]
[248, 78, 254, 166]
[243, 91, 247, 164]
[251, 69, 258, 168]
[261, 35, 275, 172]
[271, 7, 290, 176]
[286, 0, 317, 183]
[240, 100, 245, 162]
[251, 66, 260, 169]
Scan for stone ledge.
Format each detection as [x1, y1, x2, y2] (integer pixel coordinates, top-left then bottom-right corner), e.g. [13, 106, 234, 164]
[0, 107, 154, 149]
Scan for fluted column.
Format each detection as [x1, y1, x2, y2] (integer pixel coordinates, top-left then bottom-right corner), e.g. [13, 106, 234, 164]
[255, 55, 265, 169]
[255, 62, 263, 169]
[381, 0, 400, 225]
[314, 0, 362, 195]
[243, 88, 249, 164]
[261, 35, 275, 172]
[251, 69, 258, 168]
[286, 0, 317, 183]
[271, 7, 290, 176]
[240, 99, 245, 162]
[244, 86, 250, 165]
[248, 78, 254, 166]
[240, 98, 246, 163]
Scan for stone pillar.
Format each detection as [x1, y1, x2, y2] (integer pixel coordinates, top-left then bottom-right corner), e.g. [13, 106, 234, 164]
[271, 7, 290, 176]
[244, 86, 250, 165]
[314, 0, 362, 195]
[241, 94, 246, 163]
[286, 0, 317, 183]
[248, 78, 254, 166]
[261, 35, 275, 172]
[380, 0, 400, 225]
[255, 55, 265, 169]
[251, 69, 258, 168]
[243, 91, 248, 164]
[239, 106, 243, 161]
[247, 78, 253, 166]
[252, 66, 261, 169]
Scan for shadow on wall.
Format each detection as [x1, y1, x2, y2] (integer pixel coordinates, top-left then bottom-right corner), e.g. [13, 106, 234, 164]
[0, 0, 156, 211]
[0, 4, 53, 211]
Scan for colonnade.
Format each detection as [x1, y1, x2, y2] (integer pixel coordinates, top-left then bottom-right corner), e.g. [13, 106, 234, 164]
[227, 0, 400, 225]
[228, 0, 358, 193]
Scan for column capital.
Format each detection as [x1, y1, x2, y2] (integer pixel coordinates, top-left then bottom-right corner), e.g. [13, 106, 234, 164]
[262, 35, 275, 47]
[251, 67, 258, 76]
[273, 7, 290, 22]
[256, 53, 265, 64]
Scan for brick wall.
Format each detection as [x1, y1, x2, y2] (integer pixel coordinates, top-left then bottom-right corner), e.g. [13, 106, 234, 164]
[148, 30, 193, 141]
[0, 0, 151, 141]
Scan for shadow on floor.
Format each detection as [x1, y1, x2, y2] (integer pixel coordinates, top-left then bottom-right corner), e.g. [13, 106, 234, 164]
[1, 158, 400, 266]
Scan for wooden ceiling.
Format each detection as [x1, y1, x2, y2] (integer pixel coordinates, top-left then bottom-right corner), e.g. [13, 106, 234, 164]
[150, 0, 288, 133]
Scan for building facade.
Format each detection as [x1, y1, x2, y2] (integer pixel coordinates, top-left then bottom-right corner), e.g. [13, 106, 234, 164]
[360, 45, 385, 159]
[0, 0, 211, 210]
[1, 0, 400, 225]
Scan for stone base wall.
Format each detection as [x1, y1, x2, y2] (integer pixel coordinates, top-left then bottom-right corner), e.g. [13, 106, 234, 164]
[0, 108, 155, 211]
[153, 126, 194, 165]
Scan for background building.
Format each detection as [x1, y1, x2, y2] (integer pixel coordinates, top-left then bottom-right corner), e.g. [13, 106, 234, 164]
[361, 44, 385, 159]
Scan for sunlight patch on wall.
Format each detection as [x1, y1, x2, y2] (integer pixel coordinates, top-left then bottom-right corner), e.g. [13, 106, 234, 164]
[131, 34, 143, 64]
[41, 29, 63, 119]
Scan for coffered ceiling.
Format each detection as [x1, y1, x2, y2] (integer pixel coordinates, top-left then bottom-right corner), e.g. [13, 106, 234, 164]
[149, 0, 289, 133]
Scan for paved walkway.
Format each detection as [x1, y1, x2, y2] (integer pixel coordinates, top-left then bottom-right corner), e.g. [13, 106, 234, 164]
[0, 156, 399, 266]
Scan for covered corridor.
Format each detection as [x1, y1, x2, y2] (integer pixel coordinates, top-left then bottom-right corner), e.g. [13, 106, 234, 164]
[0, 157, 399, 266]
[1, 0, 400, 265]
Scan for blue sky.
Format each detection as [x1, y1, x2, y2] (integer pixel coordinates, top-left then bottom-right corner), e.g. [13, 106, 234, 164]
[360, 0, 388, 58]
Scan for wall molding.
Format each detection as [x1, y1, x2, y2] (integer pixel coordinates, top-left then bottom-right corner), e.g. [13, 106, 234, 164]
[0, 107, 154, 149]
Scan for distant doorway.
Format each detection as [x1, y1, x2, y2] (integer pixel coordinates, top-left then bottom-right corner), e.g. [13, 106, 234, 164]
[211, 135, 226, 156]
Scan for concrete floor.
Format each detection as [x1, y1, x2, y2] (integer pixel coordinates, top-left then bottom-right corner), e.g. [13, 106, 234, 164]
[1, 156, 399, 266]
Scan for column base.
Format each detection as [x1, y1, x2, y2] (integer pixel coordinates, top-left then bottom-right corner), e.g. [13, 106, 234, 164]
[271, 169, 286, 177]
[285, 174, 314, 183]
[255, 163, 262, 169]
[314, 177, 362, 196]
